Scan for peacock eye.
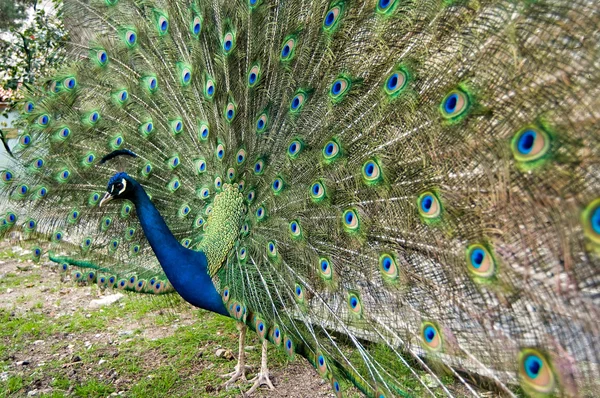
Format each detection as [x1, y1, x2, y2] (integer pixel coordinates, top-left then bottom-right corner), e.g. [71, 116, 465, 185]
[280, 37, 296, 61]
[330, 77, 351, 101]
[440, 89, 471, 120]
[323, 5, 342, 31]
[377, 0, 397, 13]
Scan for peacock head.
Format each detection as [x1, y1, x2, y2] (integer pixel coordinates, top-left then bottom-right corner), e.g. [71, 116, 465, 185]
[100, 172, 136, 206]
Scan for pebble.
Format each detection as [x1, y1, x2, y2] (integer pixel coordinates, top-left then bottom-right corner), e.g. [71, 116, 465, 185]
[98, 359, 107, 365]
[27, 389, 38, 396]
[89, 294, 124, 309]
[16, 360, 30, 366]
[215, 349, 234, 360]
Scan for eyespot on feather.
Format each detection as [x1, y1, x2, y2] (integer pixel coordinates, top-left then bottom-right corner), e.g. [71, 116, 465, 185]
[518, 349, 556, 395]
[421, 322, 442, 351]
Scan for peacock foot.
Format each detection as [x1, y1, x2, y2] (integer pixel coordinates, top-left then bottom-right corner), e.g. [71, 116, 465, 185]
[222, 322, 249, 389]
[244, 340, 274, 396]
[245, 370, 274, 395]
[221, 363, 252, 387]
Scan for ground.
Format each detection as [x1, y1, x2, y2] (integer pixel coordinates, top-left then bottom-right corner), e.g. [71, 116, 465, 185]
[0, 242, 487, 398]
[0, 244, 350, 398]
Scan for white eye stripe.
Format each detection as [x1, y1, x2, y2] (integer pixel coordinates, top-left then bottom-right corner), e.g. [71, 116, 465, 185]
[118, 178, 127, 195]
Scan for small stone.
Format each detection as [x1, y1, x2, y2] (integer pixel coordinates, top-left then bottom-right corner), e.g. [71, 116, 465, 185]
[118, 330, 133, 336]
[215, 348, 226, 358]
[98, 359, 107, 365]
[6, 288, 12, 293]
[245, 345, 255, 351]
[27, 389, 38, 396]
[71, 355, 81, 363]
[16, 360, 30, 366]
[89, 293, 124, 309]
[214, 348, 234, 359]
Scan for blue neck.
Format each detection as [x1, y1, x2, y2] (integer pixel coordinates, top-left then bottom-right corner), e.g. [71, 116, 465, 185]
[129, 181, 228, 316]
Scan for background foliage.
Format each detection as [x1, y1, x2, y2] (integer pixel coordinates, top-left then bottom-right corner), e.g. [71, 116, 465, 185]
[0, 0, 67, 105]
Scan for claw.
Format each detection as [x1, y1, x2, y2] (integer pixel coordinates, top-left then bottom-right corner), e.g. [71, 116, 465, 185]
[222, 363, 249, 388]
[245, 340, 274, 396]
[221, 322, 248, 389]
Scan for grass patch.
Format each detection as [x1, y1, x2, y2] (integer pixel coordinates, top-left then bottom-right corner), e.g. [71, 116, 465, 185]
[73, 380, 115, 397]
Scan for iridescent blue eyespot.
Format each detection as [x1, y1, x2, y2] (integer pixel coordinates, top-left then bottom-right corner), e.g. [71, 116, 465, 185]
[346, 292, 362, 316]
[288, 140, 302, 158]
[332, 81, 342, 95]
[223, 32, 234, 53]
[64, 77, 76, 90]
[329, 77, 350, 101]
[126, 30, 137, 45]
[191, 16, 202, 36]
[376, 0, 397, 14]
[424, 325, 436, 342]
[342, 209, 359, 232]
[325, 11, 335, 26]
[20, 134, 31, 146]
[322, 140, 341, 162]
[1, 170, 13, 183]
[159, 17, 168, 33]
[519, 349, 555, 394]
[440, 89, 470, 120]
[89, 111, 99, 123]
[421, 322, 442, 351]
[254, 159, 264, 174]
[418, 192, 442, 220]
[216, 143, 225, 160]
[310, 181, 326, 202]
[384, 69, 410, 97]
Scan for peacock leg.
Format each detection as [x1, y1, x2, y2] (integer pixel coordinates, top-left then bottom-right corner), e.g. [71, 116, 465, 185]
[245, 339, 274, 395]
[222, 322, 250, 387]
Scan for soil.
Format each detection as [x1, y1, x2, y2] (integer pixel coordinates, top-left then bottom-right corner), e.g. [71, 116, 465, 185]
[0, 248, 340, 398]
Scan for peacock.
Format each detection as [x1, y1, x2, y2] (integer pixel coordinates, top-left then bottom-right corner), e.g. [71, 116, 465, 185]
[1, 0, 599, 396]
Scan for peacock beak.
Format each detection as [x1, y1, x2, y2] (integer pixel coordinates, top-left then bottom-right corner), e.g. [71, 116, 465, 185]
[99, 192, 114, 207]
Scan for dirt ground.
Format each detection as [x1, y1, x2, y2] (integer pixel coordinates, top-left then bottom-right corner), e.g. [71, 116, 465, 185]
[0, 245, 342, 398]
